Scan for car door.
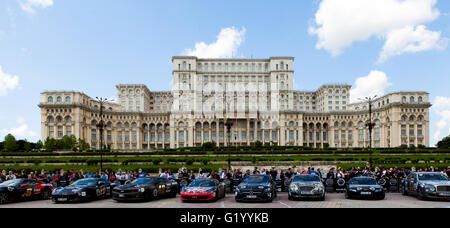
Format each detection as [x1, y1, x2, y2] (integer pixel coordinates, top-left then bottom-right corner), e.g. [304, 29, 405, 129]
[97, 180, 108, 197]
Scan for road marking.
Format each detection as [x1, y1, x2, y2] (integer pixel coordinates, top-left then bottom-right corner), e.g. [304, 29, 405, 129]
[278, 201, 291, 208]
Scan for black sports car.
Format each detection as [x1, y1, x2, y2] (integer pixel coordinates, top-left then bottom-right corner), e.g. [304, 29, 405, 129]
[51, 178, 111, 203]
[345, 177, 385, 200]
[113, 177, 178, 202]
[0, 179, 54, 204]
[181, 179, 226, 202]
[235, 175, 277, 202]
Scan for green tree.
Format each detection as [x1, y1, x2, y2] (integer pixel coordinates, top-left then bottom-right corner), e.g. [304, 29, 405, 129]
[23, 139, 32, 152]
[35, 140, 43, 150]
[436, 135, 450, 149]
[77, 139, 90, 152]
[3, 134, 19, 152]
[44, 137, 57, 152]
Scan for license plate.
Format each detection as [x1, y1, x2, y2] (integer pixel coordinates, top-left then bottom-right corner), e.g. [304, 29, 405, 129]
[118, 194, 125, 198]
[439, 192, 450, 196]
[57, 198, 67, 202]
[361, 192, 372, 195]
[191, 196, 198, 199]
[301, 191, 312, 195]
[246, 195, 257, 199]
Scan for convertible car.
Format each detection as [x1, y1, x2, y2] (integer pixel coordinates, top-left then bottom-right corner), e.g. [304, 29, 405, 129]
[113, 177, 178, 202]
[0, 179, 54, 204]
[51, 178, 111, 203]
[180, 179, 225, 202]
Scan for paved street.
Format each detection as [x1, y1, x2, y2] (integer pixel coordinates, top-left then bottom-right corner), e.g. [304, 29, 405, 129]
[1, 193, 449, 208]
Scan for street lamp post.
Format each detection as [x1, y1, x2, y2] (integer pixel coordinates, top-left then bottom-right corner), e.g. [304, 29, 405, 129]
[94, 97, 113, 173]
[359, 95, 377, 169]
[226, 122, 233, 171]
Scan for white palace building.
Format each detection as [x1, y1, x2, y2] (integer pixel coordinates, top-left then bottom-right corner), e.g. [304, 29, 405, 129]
[39, 56, 431, 150]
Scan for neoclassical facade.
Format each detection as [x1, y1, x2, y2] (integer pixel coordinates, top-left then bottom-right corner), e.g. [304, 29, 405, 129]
[39, 56, 431, 150]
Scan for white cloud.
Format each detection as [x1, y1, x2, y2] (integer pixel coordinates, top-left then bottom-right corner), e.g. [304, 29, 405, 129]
[183, 27, 246, 58]
[350, 70, 392, 103]
[0, 65, 19, 96]
[20, 0, 54, 14]
[432, 96, 450, 145]
[378, 25, 447, 63]
[1, 117, 38, 141]
[309, 0, 444, 60]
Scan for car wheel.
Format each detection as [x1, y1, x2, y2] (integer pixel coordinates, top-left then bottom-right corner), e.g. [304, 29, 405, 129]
[0, 193, 9, 204]
[170, 189, 177, 198]
[42, 189, 51, 200]
[288, 194, 293, 201]
[417, 190, 427, 201]
[320, 195, 325, 201]
[402, 185, 408, 196]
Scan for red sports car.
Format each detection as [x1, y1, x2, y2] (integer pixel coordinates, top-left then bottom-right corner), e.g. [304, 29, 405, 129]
[0, 179, 54, 204]
[180, 179, 225, 202]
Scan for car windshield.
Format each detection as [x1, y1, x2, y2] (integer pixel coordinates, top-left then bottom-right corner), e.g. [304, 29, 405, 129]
[350, 178, 377, 185]
[0, 179, 22, 187]
[293, 175, 320, 182]
[418, 174, 448, 181]
[71, 179, 97, 186]
[243, 176, 270, 184]
[132, 178, 156, 184]
[188, 180, 216, 187]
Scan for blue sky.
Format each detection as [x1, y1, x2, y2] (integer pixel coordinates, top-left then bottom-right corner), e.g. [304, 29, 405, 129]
[0, 0, 449, 145]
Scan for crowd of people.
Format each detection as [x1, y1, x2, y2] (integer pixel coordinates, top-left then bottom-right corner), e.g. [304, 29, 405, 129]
[1, 166, 449, 188]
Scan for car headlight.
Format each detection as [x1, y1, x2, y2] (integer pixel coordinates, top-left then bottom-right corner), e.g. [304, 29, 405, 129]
[72, 188, 81, 193]
[235, 187, 241, 193]
[290, 184, 299, 192]
[8, 186, 14, 191]
[80, 192, 86, 197]
[139, 188, 145, 193]
[350, 188, 358, 192]
[425, 185, 436, 192]
[314, 184, 324, 191]
[370, 187, 376, 191]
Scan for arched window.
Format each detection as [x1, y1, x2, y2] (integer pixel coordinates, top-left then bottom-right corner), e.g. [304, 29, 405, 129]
[117, 123, 122, 128]
[410, 96, 415, 103]
[348, 122, 353, 127]
[409, 115, 415, 122]
[65, 96, 71, 103]
[196, 122, 202, 129]
[57, 96, 62, 103]
[402, 96, 407, 103]
[56, 116, 63, 123]
[341, 122, 346, 127]
[359, 121, 364, 127]
[375, 120, 381, 125]
[65, 116, 72, 123]
[132, 123, 137, 128]
[91, 120, 97, 126]
[289, 121, 295, 127]
[418, 115, 424, 121]
[48, 116, 54, 123]
[179, 122, 184, 128]
[334, 122, 339, 127]
[418, 96, 423, 103]
[48, 96, 53, 103]
[125, 123, 130, 128]
[401, 115, 407, 122]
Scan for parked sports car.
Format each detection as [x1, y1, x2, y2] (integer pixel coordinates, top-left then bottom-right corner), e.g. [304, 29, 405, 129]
[180, 179, 225, 202]
[113, 177, 178, 202]
[288, 174, 325, 201]
[345, 177, 385, 200]
[51, 178, 111, 203]
[235, 175, 277, 202]
[0, 179, 54, 204]
[402, 172, 450, 200]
